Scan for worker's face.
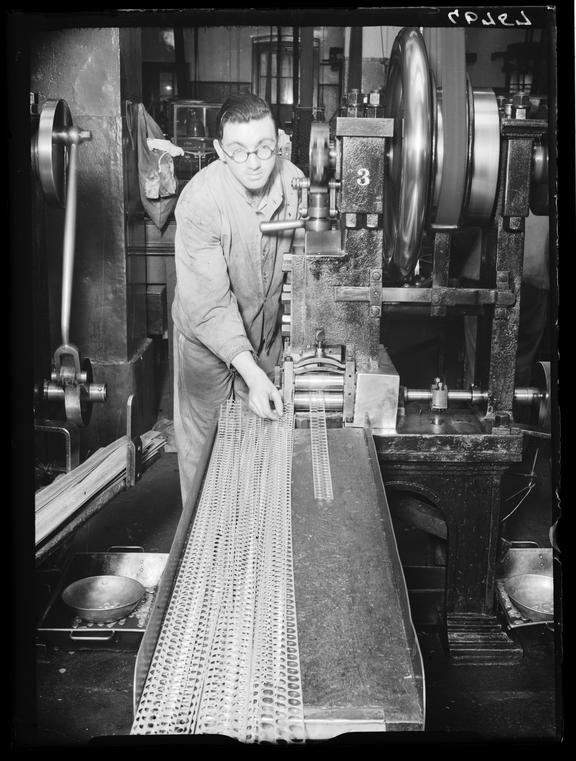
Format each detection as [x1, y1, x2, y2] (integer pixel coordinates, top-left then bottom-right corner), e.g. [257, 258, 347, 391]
[214, 115, 277, 193]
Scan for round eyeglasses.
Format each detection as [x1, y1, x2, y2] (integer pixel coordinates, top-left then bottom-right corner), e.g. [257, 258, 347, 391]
[221, 144, 277, 164]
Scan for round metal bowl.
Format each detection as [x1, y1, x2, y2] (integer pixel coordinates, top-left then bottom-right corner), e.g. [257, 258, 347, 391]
[62, 575, 146, 623]
[504, 573, 554, 622]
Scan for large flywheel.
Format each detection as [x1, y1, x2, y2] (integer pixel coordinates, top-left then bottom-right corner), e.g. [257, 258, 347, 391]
[383, 28, 434, 281]
[383, 27, 501, 281]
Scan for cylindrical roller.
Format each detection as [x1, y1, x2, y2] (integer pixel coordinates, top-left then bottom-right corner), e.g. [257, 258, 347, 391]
[294, 392, 343, 411]
[429, 29, 468, 230]
[294, 375, 344, 392]
[462, 89, 501, 224]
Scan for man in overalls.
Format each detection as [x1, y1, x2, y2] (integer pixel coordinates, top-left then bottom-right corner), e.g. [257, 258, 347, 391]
[172, 93, 303, 507]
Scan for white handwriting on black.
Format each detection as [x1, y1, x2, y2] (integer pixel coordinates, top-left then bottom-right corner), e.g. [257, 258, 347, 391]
[448, 9, 532, 26]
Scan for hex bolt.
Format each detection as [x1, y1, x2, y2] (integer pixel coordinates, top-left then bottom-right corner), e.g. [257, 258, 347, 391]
[513, 92, 530, 108]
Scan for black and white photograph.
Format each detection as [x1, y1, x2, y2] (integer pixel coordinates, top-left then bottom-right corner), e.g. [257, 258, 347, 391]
[10, 5, 564, 748]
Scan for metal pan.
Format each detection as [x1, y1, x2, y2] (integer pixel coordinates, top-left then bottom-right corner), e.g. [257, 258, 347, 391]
[503, 573, 554, 622]
[62, 574, 146, 624]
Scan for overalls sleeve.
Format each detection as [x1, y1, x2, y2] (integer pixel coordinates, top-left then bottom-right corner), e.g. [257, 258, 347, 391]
[174, 190, 253, 366]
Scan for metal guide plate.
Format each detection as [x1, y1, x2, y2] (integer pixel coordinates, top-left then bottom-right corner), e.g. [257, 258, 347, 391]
[131, 401, 305, 743]
[291, 426, 425, 733]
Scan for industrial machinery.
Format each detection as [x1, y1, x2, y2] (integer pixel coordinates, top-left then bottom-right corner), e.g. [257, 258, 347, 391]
[260, 26, 552, 662]
[131, 27, 553, 742]
[31, 98, 108, 480]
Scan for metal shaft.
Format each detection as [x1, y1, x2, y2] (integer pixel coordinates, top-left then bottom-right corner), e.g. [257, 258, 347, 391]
[260, 219, 305, 233]
[404, 387, 544, 405]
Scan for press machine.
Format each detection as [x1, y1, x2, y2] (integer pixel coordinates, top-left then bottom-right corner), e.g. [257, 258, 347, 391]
[261, 27, 551, 663]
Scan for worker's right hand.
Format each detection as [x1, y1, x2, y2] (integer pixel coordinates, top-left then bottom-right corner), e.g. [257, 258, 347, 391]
[247, 371, 284, 421]
[232, 350, 284, 420]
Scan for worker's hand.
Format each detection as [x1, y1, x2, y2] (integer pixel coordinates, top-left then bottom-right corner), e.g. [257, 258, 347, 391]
[232, 351, 284, 420]
[247, 372, 284, 421]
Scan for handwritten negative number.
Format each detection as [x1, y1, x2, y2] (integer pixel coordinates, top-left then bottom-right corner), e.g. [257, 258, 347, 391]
[357, 168, 371, 186]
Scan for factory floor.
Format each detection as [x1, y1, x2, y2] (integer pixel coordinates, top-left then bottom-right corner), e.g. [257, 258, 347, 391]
[23, 396, 563, 748]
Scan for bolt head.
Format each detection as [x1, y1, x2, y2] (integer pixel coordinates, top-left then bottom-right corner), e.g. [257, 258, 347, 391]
[513, 92, 530, 107]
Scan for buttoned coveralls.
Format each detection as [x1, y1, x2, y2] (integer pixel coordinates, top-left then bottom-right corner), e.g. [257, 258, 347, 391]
[172, 157, 304, 507]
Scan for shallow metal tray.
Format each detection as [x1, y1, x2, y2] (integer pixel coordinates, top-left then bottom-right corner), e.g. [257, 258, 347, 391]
[496, 544, 556, 629]
[37, 549, 168, 649]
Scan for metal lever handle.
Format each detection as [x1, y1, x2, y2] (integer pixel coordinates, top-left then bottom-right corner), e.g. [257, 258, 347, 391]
[69, 630, 117, 641]
[260, 219, 305, 233]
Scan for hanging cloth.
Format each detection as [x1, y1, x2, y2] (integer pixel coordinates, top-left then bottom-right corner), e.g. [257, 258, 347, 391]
[136, 103, 179, 230]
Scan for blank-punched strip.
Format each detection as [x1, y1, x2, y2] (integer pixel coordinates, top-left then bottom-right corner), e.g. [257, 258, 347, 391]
[309, 391, 334, 502]
[131, 400, 305, 744]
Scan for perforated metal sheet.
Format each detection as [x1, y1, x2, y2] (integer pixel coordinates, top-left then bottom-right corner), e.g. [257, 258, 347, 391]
[131, 401, 305, 743]
[309, 392, 334, 501]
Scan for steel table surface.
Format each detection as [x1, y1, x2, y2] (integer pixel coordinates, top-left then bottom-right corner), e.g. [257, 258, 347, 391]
[291, 426, 424, 737]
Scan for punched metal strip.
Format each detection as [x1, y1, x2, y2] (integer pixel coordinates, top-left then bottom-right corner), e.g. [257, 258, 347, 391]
[131, 400, 305, 743]
[309, 391, 334, 501]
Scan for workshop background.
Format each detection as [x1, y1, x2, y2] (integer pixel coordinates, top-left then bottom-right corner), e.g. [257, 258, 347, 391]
[11, 8, 561, 749]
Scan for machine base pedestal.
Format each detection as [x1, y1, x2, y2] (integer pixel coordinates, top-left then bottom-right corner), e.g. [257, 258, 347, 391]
[445, 613, 523, 665]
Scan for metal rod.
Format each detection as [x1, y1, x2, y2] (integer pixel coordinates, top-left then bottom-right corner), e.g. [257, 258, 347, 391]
[261, 219, 305, 233]
[61, 139, 78, 346]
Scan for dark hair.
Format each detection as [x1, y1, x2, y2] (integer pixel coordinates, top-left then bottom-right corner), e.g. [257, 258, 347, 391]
[215, 93, 276, 140]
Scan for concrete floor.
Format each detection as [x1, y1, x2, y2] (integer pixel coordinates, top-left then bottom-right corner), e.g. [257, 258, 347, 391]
[21, 426, 562, 748]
